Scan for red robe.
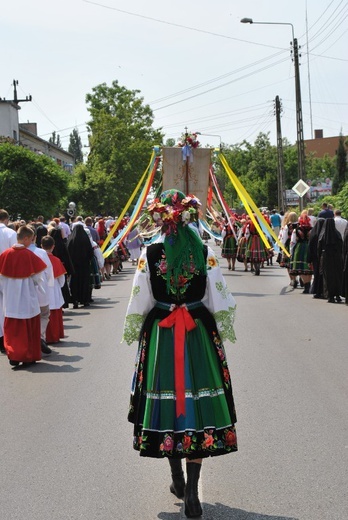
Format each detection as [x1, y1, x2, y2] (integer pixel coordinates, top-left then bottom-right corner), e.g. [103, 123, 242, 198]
[0, 246, 46, 363]
[45, 252, 66, 343]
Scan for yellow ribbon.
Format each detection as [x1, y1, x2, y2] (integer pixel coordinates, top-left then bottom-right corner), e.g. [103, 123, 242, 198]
[101, 150, 156, 254]
[218, 153, 290, 257]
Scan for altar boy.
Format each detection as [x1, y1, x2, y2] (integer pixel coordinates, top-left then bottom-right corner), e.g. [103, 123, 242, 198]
[0, 226, 46, 367]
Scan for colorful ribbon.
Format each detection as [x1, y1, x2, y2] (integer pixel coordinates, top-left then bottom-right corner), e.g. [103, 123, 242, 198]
[158, 305, 197, 418]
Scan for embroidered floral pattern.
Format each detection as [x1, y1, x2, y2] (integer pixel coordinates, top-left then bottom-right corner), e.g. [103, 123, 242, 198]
[207, 255, 218, 268]
[132, 426, 238, 456]
[131, 285, 140, 299]
[137, 258, 146, 271]
[123, 314, 144, 345]
[213, 308, 236, 343]
[215, 281, 229, 299]
[155, 251, 200, 298]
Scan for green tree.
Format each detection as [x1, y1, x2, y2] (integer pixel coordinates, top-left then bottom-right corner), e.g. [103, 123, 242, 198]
[332, 133, 347, 195]
[49, 131, 63, 149]
[83, 80, 163, 214]
[0, 143, 69, 220]
[68, 127, 84, 164]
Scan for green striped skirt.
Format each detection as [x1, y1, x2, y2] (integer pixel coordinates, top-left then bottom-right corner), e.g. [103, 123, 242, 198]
[128, 302, 237, 459]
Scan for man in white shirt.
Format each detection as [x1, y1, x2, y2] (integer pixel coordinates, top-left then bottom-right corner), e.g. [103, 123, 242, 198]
[59, 216, 71, 240]
[0, 209, 17, 254]
[334, 209, 347, 239]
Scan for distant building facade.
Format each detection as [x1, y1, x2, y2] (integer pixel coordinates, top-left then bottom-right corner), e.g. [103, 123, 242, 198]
[304, 129, 347, 159]
[0, 100, 74, 171]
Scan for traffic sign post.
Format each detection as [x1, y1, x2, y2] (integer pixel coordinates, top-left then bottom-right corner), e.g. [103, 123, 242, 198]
[292, 179, 310, 210]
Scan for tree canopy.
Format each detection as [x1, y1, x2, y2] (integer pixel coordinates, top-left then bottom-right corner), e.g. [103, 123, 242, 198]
[71, 80, 163, 215]
[0, 143, 69, 220]
[68, 128, 84, 164]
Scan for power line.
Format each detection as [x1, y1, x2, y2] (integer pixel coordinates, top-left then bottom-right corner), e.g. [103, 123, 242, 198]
[153, 56, 289, 111]
[83, 0, 288, 51]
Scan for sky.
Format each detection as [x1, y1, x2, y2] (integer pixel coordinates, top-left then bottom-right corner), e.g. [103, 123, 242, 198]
[1, 0, 347, 155]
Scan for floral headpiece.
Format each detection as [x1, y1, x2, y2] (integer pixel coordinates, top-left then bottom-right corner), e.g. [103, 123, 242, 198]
[146, 189, 201, 237]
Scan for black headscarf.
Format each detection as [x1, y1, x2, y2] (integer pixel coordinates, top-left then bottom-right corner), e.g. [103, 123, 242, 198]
[67, 225, 94, 266]
[318, 218, 342, 247]
[49, 228, 74, 275]
[307, 218, 325, 263]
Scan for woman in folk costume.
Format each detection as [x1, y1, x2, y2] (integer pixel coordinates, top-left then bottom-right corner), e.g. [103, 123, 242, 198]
[307, 218, 325, 298]
[289, 211, 313, 294]
[278, 211, 298, 286]
[41, 236, 66, 343]
[245, 215, 268, 275]
[123, 190, 237, 518]
[236, 217, 250, 271]
[221, 217, 238, 271]
[317, 218, 343, 303]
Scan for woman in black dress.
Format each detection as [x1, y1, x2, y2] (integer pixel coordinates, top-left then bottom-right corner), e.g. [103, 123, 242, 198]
[67, 225, 94, 308]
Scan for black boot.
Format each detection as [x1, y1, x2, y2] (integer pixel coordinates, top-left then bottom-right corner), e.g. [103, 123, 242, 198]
[0, 336, 5, 354]
[302, 282, 310, 294]
[185, 462, 202, 518]
[169, 458, 185, 499]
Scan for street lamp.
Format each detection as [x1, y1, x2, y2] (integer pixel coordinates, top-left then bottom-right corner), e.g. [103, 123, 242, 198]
[195, 132, 222, 151]
[241, 17, 306, 210]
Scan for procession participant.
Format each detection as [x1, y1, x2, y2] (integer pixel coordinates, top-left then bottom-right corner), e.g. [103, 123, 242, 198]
[0, 226, 46, 367]
[59, 216, 71, 241]
[0, 209, 17, 253]
[236, 217, 250, 272]
[33, 215, 48, 247]
[278, 211, 298, 286]
[123, 189, 237, 519]
[41, 236, 66, 343]
[28, 226, 54, 354]
[67, 224, 94, 308]
[126, 227, 143, 266]
[334, 209, 348, 239]
[307, 218, 325, 298]
[221, 216, 238, 270]
[342, 223, 348, 305]
[49, 227, 74, 308]
[245, 215, 268, 275]
[318, 218, 343, 303]
[0, 209, 17, 354]
[289, 211, 313, 294]
[270, 209, 282, 237]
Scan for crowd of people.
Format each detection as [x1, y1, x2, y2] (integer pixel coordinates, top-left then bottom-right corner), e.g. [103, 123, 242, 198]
[217, 202, 348, 304]
[0, 210, 140, 369]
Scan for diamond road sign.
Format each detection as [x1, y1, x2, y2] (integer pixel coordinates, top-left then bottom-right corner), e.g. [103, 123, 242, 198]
[292, 179, 310, 197]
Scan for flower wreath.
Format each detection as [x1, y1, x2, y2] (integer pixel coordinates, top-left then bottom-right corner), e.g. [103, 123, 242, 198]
[177, 132, 200, 149]
[146, 192, 201, 237]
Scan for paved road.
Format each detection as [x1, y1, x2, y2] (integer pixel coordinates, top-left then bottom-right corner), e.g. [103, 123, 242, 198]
[0, 245, 347, 520]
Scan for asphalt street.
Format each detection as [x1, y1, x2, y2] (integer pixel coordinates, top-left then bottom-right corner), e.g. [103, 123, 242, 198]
[0, 244, 347, 520]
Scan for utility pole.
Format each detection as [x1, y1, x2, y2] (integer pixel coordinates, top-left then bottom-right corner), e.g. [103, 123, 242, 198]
[275, 96, 286, 212]
[11, 79, 32, 105]
[292, 39, 306, 210]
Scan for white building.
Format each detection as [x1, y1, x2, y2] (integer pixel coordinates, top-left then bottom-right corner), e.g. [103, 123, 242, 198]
[0, 99, 74, 171]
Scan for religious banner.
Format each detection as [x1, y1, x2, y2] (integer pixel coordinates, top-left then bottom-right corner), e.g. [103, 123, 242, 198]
[162, 147, 211, 215]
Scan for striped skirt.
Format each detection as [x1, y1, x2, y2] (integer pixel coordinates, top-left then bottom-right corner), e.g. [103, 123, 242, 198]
[128, 302, 237, 459]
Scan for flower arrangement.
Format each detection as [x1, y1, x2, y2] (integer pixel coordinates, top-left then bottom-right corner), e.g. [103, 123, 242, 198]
[177, 132, 200, 149]
[146, 192, 201, 237]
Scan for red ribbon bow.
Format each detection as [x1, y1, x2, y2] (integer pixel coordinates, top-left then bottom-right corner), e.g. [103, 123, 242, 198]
[158, 305, 197, 417]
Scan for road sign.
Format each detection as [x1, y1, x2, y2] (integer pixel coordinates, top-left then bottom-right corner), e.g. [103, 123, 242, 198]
[292, 179, 310, 198]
